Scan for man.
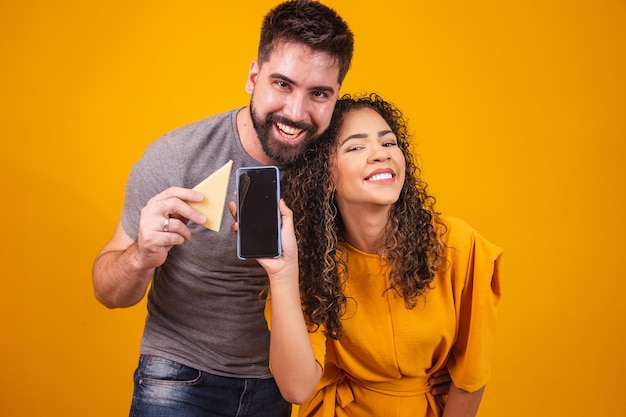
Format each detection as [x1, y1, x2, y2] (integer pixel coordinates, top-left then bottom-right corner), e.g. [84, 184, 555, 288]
[93, 1, 449, 416]
[92, 1, 353, 416]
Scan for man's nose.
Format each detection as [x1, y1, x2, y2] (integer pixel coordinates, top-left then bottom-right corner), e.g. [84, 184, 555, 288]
[283, 92, 308, 122]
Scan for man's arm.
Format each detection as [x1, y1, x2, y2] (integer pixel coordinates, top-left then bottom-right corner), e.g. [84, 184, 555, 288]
[92, 223, 157, 308]
[441, 384, 485, 417]
[92, 187, 206, 308]
[429, 367, 452, 395]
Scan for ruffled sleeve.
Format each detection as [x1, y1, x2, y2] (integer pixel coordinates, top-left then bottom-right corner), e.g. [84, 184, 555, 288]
[443, 216, 503, 392]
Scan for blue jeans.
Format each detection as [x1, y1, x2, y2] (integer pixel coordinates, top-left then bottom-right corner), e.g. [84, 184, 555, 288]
[129, 354, 292, 417]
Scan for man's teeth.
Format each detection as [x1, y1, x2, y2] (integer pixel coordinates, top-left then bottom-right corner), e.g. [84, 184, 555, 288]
[276, 122, 303, 139]
[367, 173, 393, 181]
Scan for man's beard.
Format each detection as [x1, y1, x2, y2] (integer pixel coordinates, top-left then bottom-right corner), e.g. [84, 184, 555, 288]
[250, 102, 318, 165]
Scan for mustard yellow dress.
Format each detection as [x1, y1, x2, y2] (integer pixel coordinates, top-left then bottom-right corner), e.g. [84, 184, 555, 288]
[270, 215, 503, 417]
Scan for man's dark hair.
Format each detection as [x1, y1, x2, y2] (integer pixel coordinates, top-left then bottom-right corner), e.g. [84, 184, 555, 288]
[258, 0, 354, 84]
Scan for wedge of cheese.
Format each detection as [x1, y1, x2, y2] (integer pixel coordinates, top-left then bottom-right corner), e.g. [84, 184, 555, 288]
[188, 160, 233, 232]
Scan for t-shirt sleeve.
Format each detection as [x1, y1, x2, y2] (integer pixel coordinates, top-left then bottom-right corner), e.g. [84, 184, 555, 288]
[121, 136, 182, 240]
[447, 227, 503, 392]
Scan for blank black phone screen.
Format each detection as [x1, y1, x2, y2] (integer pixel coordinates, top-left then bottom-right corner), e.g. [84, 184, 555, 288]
[236, 166, 281, 259]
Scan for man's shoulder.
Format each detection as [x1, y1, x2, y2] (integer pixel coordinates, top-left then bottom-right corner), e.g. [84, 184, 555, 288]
[143, 107, 243, 157]
[163, 107, 242, 140]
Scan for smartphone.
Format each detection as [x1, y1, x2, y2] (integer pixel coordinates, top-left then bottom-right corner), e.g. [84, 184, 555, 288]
[236, 166, 282, 259]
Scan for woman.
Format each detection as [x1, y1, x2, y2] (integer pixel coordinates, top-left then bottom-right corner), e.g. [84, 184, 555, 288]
[255, 93, 502, 416]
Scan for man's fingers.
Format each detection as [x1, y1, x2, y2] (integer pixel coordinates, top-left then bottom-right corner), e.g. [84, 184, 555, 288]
[148, 187, 206, 226]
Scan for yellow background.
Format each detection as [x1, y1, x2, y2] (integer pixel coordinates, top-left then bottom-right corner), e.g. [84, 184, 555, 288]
[1, 1, 625, 415]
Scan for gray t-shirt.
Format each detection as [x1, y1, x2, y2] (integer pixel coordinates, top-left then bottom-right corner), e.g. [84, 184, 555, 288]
[122, 108, 274, 378]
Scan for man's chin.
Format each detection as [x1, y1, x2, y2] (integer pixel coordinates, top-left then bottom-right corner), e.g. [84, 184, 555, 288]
[273, 133, 310, 149]
[265, 144, 307, 165]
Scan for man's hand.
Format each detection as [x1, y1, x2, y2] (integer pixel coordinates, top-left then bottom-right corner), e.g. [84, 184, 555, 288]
[93, 186, 206, 309]
[429, 367, 452, 396]
[135, 187, 206, 269]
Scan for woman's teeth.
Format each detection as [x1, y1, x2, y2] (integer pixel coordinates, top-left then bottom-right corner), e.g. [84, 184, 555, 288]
[367, 173, 393, 182]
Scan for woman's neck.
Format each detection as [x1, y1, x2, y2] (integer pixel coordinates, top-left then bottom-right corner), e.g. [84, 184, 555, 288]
[338, 203, 390, 255]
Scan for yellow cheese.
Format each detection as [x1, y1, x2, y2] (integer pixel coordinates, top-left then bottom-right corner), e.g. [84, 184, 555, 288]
[188, 160, 233, 232]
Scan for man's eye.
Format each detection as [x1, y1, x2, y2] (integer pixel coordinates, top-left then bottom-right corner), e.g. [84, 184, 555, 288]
[312, 91, 328, 99]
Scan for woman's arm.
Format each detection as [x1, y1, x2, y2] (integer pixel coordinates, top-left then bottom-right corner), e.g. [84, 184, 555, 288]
[237, 199, 322, 403]
[267, 263, 322, 404]
[441, 383, 485, 417]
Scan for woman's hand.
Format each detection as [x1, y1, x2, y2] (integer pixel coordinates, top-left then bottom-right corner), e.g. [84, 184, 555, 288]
[228, 199, 299, 279]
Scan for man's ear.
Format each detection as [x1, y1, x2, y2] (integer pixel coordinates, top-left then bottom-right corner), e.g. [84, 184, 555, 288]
[245, 60, 259, 94]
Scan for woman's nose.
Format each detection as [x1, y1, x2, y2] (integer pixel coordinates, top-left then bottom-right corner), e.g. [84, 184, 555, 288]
[368, 146, 391, 163]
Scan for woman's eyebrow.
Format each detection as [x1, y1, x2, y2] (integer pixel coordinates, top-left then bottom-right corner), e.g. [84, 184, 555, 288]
[339, 130, 394, 146]
[339, 133, 366, 146]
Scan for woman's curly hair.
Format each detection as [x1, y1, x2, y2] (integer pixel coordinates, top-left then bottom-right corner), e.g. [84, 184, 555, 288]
[282, 93, 447, 339]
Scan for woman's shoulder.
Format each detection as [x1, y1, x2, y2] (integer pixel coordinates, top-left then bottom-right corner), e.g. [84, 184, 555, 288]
[437, 214, 477, 240]
[437, 213, 503, 259]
